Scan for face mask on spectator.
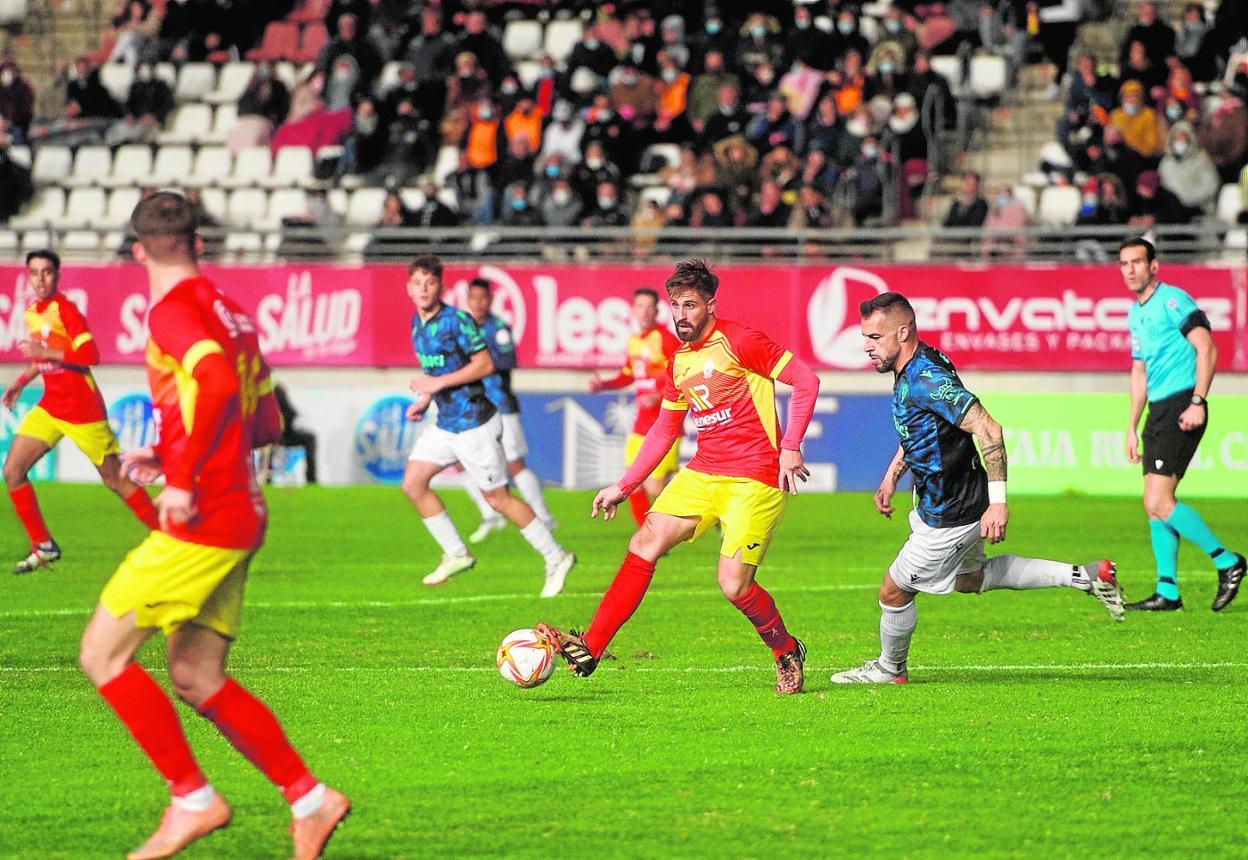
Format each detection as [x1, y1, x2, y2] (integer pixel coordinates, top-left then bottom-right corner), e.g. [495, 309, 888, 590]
[357, 114, 378, 134]
[885, 19, 902, 34]
[478, 107, 494, 120]
[847, 117, 869, 136]
[720, 103, 735, 114]
[1, 70, 15, 87]
[545, 164, 560, 177]
[662, 68, 678, 83]
[838, 19, 854, 35]
[707, 20, 721, 34]
[621, 72, 638, 85]
[757, 69, 774, 85]
[512, 198, 526, 211]
[862, 144, 878, 159]
[1123, 102, 1140, 116]
[996, 193, 1011, 208]
[795, 18, 810, 30]
[501, 82, 518, 96]
[598, 195, 616, 209]
[750, 25, 766, 39]
[587, 156, 604, 169]
[258, 65, 271, 79]
[596, 108, 613, 121]
[138, 65, 154, 81]
[1081, 193, 1098, 208]
[1172, 140, 1189, 156]
[553, 189, 571, 205]
[1165, 103, 1182, 121]
[878, 61, 894, 75]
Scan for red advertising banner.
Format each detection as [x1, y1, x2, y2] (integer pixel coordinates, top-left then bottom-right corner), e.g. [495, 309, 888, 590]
[0, 263, 1244, 371]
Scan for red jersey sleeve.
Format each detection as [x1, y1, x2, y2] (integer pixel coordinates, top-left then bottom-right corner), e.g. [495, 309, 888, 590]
[55, 299, 100, 366]
[148, 294, 227, 371]
[727, 325, 793, 379]
[659, 326, 681, 359]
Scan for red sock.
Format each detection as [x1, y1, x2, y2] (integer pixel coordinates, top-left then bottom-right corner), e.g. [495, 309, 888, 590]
[730, 582, 796, 657]
[124, 487, 161, 531]
[583, 551, 656, 658]
[627, 491, 649, 527]
[8, 482, 51, 546]
[98, 663, 207, 796]
[198, 678, 317, 803]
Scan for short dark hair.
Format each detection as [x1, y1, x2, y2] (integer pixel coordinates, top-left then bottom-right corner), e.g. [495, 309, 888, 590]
[468, 277, 492, 292]
[1118, 236, 1156, 262]
[409, 254, 443, 279]
[860, 291, 916, 322]
[664, 259, 718, 299]
[26, 249, 60, 271]
[130, 191, 197, 263]
[633, 287, 659, 304]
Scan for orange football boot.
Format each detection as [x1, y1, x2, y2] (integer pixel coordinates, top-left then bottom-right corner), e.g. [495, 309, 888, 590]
[290, 787, 351, 860]
[127, 793, 231, 860]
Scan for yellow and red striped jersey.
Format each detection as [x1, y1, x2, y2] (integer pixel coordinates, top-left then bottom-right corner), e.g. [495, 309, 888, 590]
[24, 294, 107, 424]
[600, 325, 681, 434]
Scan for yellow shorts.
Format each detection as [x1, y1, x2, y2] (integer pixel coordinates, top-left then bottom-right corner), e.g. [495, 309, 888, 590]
[625, 432, 681, 480]
[16, 406, 120, 466]
[648, 469, 787, 566]
[100, 531, 253, 638]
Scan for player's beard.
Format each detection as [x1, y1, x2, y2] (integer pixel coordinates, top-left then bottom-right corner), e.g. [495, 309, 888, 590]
[675, 319, 706, 342]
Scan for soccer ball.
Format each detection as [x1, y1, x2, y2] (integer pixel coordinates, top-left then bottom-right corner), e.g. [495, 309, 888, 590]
[496, 628, 556, 688]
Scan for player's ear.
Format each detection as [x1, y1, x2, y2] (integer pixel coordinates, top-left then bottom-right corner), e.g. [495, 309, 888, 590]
[193, 234, 205, 259]
[131, 240, 147, 265]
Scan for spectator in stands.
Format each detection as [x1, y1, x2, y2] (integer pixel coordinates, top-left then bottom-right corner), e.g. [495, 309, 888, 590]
[981, 186, 1030, 259]
[1082, 122, 1147, 190]
[451, 148, 495, 224]
[652, 52, 692, 142]
[1120, 1, 1175, 71]
[1110, 81, 1163, 160]
[977, 5, 1027, 87]
[411, 181, 458, 228]
[1075, 177, 1112, 226]
[324, 0, 369, 36]
[833, 8, 872, 62]
[457, 11, 506, 84]
[157, 0, 217, 62]
[1061, 53, 1116, 137]
[0, 62, 34, 143]
[333, 98, 385, 183]
[943, 171, 989, 228]
[541, 100, 583, 164]
[621, 11, 662, 76]
[779, 58, 824, 121]
[905, 51, 956, 131]
[378, 191, 416, 227]
[827, 50, 867, 118]
[239, 63, 291, 127]
[836, 105, 874, 170]
[1158, 122, 1219, 217]
[713, 134, 758, 203]
[1175, 3, 1215, 82]
[366, 0, 410, 61]
[1119, 40, 1167, 97]
[443, 51, 491, 142]
[747, 94, 797, 156]
[574, 142, 620, 204]
[800, 95, 841, 158]
[381, 62, 443, 130]
[108, 1, 161, 69]
[580, 181, 628, 227]
[502, 181, 541, 226]
[746, 178, 791, 228]
[317, 14, 382, 87]
[503, 91, 542, 154]
[462, 100, 503, 178]
[107, 61, 174, 145]
[690, 188, 734, 228]
[540, 177, 582, 227]
[866, 45, 906, 102]
[1197, 91, 1248, 182]
[658, 15, 690, 72]
[736, 13, 786, 72]
[286, 69, 326, 125]
[1097, 173, 1131, 225]
[404, 8, 456, 83]
[64, 57, 121, 120]
[847, 135, 888, 225]
[583, 93, 637, 173]
[610, 62, 659, 130]
[323, 55, 361, 112]
[375, 98, 430, 184]
[788, 5, 837, 70]
[687, 50, 737, 130]
[496, 133, 535, 192]
[1129, 169, 1189, 226]
[1028, 0, 1084, 98]
[788, 183, 833, 229]
[699, 85, 748, 147]
[1162, 66, 1201, 122]
[0, 133, 34, 223]
[563, 23, 617, 93]
[529, 152, 567, 207]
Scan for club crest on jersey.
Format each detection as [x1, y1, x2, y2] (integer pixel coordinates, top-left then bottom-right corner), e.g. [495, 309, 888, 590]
[702, 358, 715, 379]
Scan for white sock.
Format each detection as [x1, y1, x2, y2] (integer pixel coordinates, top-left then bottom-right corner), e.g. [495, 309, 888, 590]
[172, 784, 217, 812]
[465, 482, 500, 522]
[423, 512, 468, 556]
[519, 517, 563, 565]
[878, 601, 915, 674]
[980, 555, 1077, 592]
[512, 468, 553, 522]
[290, 782, 326, 819]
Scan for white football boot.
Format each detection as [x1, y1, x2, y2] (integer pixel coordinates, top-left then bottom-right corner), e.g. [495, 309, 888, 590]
[540, 551, 575, 598]
[1084, 559, 1125, 622]
[422, 552, 476, 586]
[830, 659, 908, 685]
[468, 518, 507, 544]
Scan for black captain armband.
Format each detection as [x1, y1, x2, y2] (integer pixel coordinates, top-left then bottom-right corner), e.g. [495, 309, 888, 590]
[1179, 310, 1212, 337]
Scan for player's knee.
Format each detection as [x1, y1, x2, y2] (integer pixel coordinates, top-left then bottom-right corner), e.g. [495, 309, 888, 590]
[167, 660, 221, 708]
[717, 574, 750, 601]
[1143, 494, 1174, 520]
[78, 638, 123, 687]
[508, 459, 525, 476]
[483, 490, 511, 513]
[3, 459, 26, 489]
[954, 571, 983, 593]
[401, 474, 428, 503]
[878, 575, 910, 607]
[627, 521, 662, 558]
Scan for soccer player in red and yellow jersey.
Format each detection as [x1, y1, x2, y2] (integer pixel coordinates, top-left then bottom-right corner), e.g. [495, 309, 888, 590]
[3, 249, 160, 573]
[589, 287, 682, 526]
[77, 193, 349, 860]
[540, 260, 821, 694]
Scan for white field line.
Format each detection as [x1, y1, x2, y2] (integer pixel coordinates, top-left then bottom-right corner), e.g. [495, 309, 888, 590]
[2, 661, 1246, 675]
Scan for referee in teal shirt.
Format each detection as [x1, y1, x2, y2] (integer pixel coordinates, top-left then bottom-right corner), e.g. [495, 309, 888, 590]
[1120, 237, 1244, 611]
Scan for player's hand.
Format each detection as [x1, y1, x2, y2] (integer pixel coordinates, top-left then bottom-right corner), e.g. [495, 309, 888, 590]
[155, 486, 196, 529]
[591, 483, 628, 520]
[1177, 403, 1206, 431]
[19, 340, 60, 362]
[409, 375, 444, 395]
[2, 384, 22, 410]
[121, 447, 163, 484]
[778, 448, 809, 495]
[874, 479, 897, 518]
[588, 374, 603, 393]
[980, 503, 1008, 544]
[1126, 429, 1141, 463]
[405, 402, 425, 421]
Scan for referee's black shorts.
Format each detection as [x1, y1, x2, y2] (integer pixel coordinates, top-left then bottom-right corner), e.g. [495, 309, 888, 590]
[1142, 388, 1206, 479]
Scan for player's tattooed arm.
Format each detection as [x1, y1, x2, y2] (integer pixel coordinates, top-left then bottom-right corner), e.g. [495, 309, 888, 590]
[959, 402, 1007, 481]
[874, 445, 908, 518]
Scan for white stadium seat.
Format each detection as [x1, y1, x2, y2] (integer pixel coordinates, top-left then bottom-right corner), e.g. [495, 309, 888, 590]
[199, 188, 228, 222]
[1012, 185, 1038, 218]
[56, 187, 108, 228]
[262, 188, 308, 228]
[969, 55, 1008, 100]
[432, 145, 459, 186]
[569, 67, 599, 95]
[1216, 183, 1243, 225]
[63, 145, 113, 187]
[398, 188, 425, 211]
[103, 187, 143, 229]
[61, 231, 102, 253]
[206, 62, 255, 104]
[31, 145, 72, 185]
[151, 145, 195, 185]
[929, 55, 966, 99]
[187, 145, 233, 187]
[503, 20, 543, 60]
[10, 188, 66, 228]
[377, 61, 403, 94]
[642, 143, 681, 172]
[104, 144, 154, 188]
[99, 63, 134, 103]
[1037, 185, 1081, 226]
[153, 62, 178, 89]
[158, 103, 214, 144]
[263, 146, 314, 188]
[8, 145, 30, 169]
[206, 103, 238, 144]
[0, 0, 29, 25]
[226, 187, 268, 227]
[638, 186, 672, 209]
[346, 187, 387, 225]
[543, 19, 583, 64]
[174, 63, 217, 102]
[222, 145, 272, 187]
[514, 60, 541, 90]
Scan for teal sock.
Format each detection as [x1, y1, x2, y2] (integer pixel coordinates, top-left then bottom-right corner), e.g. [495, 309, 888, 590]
[1149, 519, 1180, 600]
[1166, 502, 1236, 569]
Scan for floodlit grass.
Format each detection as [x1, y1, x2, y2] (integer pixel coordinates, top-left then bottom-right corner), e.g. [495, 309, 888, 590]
[2, 485, 1246, 857]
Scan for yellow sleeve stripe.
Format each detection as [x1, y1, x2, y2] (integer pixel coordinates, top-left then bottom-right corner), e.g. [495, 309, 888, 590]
[257, 375, 275, 396]
[661, 398, 689, 412]
[71, 332, 94, 349]
[182, 339, 225, 375]
[769, 351, 794, 379]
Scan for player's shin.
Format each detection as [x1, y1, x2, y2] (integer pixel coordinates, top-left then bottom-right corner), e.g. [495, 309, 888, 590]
[98, 663, 208, 797]
[729, 581, 796, 656]
[465, 482, 500, 524]
[423, 512, 469, 557]
[8, 482, 52, 546]
[518, 515, 563, 564]
[1148, 519, 1181, 600]
[512, 467, 553, 523]
[1165, 502, 1238, 570]
[879, 601, 916, 674]
[979, 555, 1082, 591]
[583, 552, 656, 658]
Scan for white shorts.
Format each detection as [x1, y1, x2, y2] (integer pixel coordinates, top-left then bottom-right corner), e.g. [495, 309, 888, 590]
[888, 509, 986, 595]
[500, 412, 528, 462]
[409, 413, 509, 491]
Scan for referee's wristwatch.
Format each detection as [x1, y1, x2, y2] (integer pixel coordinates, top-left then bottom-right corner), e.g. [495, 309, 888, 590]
[1191, 394, 1207, 407]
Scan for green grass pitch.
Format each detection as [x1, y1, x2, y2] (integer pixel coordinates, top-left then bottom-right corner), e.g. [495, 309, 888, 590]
[1, 485, 1245, 858]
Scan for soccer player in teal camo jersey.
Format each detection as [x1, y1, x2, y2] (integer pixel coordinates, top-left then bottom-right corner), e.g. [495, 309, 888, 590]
[1120, 237, 1245, 611]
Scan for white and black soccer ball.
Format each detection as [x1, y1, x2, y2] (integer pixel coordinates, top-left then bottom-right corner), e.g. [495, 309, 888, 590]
[496, 628, 556, 688]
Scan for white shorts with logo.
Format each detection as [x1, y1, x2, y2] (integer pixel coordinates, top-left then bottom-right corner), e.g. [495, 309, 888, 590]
[408, 413, 509, 491]
[888, 509, 986, 595]
[500, 412, 528, 462]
